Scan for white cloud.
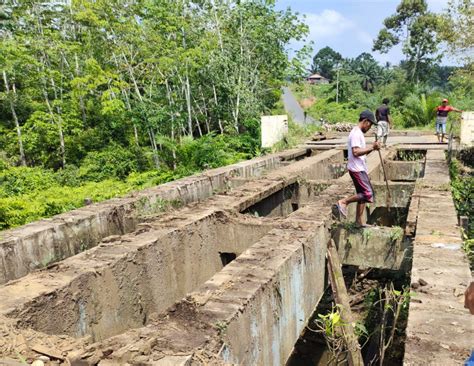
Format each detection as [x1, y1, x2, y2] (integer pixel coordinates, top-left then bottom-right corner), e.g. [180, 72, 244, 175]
[304, 10, 354, 41]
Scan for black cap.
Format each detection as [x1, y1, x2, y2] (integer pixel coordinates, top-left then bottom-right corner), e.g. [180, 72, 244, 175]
[360, 110, 377, 125]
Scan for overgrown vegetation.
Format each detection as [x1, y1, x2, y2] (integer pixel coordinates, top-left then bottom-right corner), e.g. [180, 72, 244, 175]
[449, 148, 474, 269]
[0, 0, 472, 231]
[0, 0, 308, 230]
[295, 0, 472, 129]
[307, 276, 411, 366]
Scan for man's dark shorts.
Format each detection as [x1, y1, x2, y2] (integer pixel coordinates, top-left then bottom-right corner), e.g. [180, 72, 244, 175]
[349, 170, 374, 203]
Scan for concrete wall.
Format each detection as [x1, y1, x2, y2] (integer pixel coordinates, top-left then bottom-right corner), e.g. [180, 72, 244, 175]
[2, 210, 276, 342]
[67, 204, 333, 366]
[0, 150, 308, 285]
[261, 115, 289, 148]
[404, 150, 473, 364]
[385, 161, 425, 181]
[460, 111, 474, 146]
[219, 223, 328, 365]
[332, 226, 405, 269]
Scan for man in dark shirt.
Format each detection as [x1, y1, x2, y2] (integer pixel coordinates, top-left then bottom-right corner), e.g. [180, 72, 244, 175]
[375, 98, 392, 147]
[435, 98, 462, 143]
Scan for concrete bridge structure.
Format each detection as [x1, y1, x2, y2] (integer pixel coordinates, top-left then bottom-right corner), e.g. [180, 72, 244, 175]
[0, 134, 471, 365]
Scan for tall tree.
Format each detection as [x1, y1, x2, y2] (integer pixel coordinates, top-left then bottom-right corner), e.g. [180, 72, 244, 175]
[311, 46, 343, 80]
[441, 0, 473, 64]
[373, 0, 443, 82]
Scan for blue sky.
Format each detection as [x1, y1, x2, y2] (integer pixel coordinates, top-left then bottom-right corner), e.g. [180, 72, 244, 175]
[275, 0, 453, 66]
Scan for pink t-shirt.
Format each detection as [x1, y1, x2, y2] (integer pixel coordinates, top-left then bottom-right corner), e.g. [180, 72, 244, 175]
[347, 126, 367, 172]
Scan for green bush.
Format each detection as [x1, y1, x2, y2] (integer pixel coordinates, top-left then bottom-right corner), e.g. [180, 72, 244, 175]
[78, 144, 151, 181]
[0, 179, 132, 230]
[176, 134, 250, 171]
[0, 166, 57, 197]
[400, 93, 440, 128]
[449, 158, 474, 239]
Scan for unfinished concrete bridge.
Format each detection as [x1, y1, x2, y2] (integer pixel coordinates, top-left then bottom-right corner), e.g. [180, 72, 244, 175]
[0, 133, 471, 365]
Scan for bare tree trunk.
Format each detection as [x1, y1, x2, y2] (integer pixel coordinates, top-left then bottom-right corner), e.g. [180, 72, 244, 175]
[47, 75, 66, 168]
[42, 86, 66, 168]
[123, 90, 140, 147]
[198, 86, 211, 134]
[111, 52, 139, 146]
[147, 128, 160, 169]
[210, 0, 224, 52]
[193, 113, 203, 137]
[232, 13, 244, 133]
[3, 71, 26, 166]
[164, 78, 177, 169]
[74, 53, 87, 126]
[184, 65, 193, 137]
[212, 84, 224, 134]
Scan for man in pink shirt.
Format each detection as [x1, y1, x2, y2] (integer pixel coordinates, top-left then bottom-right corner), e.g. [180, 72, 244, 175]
[337, 110, 380, 227]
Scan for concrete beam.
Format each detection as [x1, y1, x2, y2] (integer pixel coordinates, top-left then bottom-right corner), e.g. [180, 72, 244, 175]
[332, 225, 406, 269]
[69, 205, 332, 365]
[404, 150, 472, 364]
[385, 161, 425, 181]
[0, 210, 277, 342]
[0, 150, 310, 285]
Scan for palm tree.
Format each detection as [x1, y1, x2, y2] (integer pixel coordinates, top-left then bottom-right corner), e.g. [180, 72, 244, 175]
[356, 60, 381, 92]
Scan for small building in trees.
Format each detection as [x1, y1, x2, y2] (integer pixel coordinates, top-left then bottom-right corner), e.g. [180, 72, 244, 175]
[306, 73, 329, 85]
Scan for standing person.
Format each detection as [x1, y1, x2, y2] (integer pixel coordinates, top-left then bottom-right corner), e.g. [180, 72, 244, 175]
[336, 110, 380, 227]
[435, 98, 463, 143]
[376, 98, 392, 147]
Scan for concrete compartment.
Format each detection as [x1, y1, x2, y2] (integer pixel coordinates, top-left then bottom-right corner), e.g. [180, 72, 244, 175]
[1, 210, 278, 342]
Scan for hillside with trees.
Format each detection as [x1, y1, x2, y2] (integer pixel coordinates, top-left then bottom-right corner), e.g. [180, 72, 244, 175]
[0, 0, 307, 229]
[0, 0, 472, 231]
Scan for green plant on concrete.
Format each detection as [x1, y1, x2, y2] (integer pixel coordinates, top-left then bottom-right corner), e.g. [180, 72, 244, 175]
[342, 221, 359, 233]
[215, 321, 228, 335]
[389, 226, 404, 242]
[363, 228, 372, 243]
[14, 352, 28, 365]
[449, 156, 473, 257]
[462, 238, 474, 270]
[397, 150, 425, 161]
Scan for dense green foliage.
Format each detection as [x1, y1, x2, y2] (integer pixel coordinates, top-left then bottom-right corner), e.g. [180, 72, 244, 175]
[0, 0, 307, 229]
[449, 149, 474, 268]
[373, 0, 444, 83]
[0, 0, 472, 230]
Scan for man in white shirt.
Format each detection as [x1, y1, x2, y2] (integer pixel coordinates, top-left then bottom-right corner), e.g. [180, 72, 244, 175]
[336, 110, 380, 227]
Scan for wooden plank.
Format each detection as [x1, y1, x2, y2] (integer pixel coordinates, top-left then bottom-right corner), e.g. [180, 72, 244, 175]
[327, 239, 364, 366]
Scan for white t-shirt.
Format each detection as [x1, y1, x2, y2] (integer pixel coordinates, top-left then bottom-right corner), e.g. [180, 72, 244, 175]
[347, 126, 367, 172]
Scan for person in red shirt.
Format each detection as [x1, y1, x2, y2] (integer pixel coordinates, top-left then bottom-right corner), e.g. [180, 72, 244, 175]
[435, 98, 462, 143]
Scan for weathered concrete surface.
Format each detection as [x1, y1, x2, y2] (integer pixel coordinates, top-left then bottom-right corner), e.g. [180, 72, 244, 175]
[0, 149, 310, 285]
[1, 143, 467, 366]
[0, 149, 346, 362]
[68, 204, 334, 365]
[332, 225, 406, 269]
[385, 161, 425, 181]
[404, 150, 473, 365]
[207, 149, 343, 216]
[305, 134, 439, 148]
[0, 209, 277, 342]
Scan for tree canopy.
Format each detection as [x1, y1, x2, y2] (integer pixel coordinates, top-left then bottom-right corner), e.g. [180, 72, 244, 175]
[310, 46, 343, 80]
[373, 0, 443, 82]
